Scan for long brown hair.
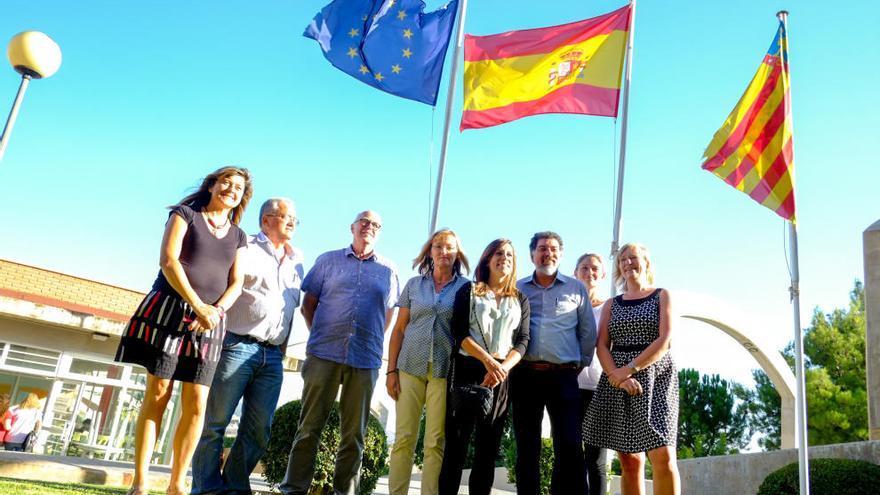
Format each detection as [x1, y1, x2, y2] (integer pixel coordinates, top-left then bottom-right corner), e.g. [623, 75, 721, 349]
[174, 166, 253, 225]
[473, 239, 519, 297]
[412, 229, 470, 276]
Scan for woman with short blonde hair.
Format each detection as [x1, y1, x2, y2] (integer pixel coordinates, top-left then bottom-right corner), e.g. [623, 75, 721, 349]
[2, 393, 42, 451]
[584, 242, 680, 495]
[385, 229, 470, 495]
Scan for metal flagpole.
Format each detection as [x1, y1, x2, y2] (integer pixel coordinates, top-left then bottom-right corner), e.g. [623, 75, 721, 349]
[789, 222, 810, 495]
[778, 10, 809, 494]
[429, 0, 468, 235]
[609, 0, 637, 297]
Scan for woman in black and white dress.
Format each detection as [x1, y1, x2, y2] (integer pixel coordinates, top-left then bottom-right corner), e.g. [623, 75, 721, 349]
[115, 166, 251, 495]
[583, 243, 680, 495]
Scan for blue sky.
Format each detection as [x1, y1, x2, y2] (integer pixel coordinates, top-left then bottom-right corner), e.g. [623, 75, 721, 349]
[2, 0, 878, 390]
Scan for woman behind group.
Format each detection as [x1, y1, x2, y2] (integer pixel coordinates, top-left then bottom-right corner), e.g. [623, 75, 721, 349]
[115, 166, 251, 495]
[439, 239, 530, 495]
[385, 229, 470, 495]
[584, 243, 680, 495]
[574, 253, 609, 495]
[2, 393, 42, 451]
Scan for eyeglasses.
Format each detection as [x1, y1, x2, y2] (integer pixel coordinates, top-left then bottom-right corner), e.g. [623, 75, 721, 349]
[267, 214, 300, 226]
[357, 218, 382, 231]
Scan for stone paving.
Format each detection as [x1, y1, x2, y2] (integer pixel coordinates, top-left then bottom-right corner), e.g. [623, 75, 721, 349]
[0, 451, 518, 494]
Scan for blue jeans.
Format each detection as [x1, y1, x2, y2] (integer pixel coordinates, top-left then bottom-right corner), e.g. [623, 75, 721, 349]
[192, 332, 285, 495]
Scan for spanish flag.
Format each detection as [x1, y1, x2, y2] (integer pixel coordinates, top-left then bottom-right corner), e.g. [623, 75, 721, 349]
[702, 21, 795, 222]
[460, 4, 632, 131]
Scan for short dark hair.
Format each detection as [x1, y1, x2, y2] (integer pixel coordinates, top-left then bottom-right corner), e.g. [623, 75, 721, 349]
[529, 231, 563, 255]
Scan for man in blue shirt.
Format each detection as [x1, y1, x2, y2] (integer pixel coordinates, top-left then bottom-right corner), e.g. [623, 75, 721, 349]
[279, 210, 399, 495]
[514, 231, 596, 495]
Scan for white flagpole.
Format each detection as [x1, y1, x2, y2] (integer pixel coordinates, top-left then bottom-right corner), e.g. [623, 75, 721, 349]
[429, 0, 468, 235]
[610, 0, 637, 297]
[778, 10, 809, 495]
[789, 221, 810, 495]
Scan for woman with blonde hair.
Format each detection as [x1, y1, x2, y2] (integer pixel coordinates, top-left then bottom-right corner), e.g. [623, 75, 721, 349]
[574, 252, 610, 495]
[386, 229, 470, 495]
[115, 166, 252, 495]
[439, 239, 530, 495]
[2, 393, 42, 451]
[584, 243, 680, 495]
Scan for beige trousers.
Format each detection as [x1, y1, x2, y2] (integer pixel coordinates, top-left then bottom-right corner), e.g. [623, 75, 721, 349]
[388, 365, 447, 495]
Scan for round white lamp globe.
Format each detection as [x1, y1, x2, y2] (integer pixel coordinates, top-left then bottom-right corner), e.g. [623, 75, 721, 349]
[7, 31, 62, 79]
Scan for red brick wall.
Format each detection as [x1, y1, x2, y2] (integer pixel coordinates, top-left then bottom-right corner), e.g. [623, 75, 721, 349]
[0, 259, 144, 321]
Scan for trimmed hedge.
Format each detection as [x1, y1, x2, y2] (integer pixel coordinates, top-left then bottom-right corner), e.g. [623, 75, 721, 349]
[758, 458, 880, 495]
[261, 400, 388, 495]
[504, 437, 554, 495]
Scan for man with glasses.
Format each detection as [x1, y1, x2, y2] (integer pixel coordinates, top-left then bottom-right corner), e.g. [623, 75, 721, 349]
[280, 210, 399, 495]
[192, 197, 304, 495]
[513, 231, 597, 495]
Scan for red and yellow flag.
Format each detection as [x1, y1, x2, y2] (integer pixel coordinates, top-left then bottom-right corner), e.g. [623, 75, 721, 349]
[702, 21, 795, 222]
[460, 5, 632, 131]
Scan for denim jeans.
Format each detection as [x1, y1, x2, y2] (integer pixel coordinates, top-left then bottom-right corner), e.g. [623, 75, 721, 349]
[192, 332, 285, 495]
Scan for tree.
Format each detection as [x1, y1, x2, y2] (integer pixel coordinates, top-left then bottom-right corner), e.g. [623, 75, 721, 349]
[677, 368, 752, 458]
[790, 281, 868, 445]
[750, 280, 868, 448]
[738, 369, 782, 450]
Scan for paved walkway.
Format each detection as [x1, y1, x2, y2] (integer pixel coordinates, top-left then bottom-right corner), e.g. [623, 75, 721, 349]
[0, 451, 517, 494]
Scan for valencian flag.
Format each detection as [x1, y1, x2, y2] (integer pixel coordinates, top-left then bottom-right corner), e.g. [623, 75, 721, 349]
[460, 4, 632, 130]
[305, 0, 458, 105]
[702, 21, 795, 222]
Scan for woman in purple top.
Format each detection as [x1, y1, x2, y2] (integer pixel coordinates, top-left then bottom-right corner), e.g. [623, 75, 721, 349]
[115, 166, 251, 495]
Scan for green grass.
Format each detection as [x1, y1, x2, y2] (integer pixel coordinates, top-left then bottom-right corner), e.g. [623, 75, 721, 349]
[0, 477, 163, 495]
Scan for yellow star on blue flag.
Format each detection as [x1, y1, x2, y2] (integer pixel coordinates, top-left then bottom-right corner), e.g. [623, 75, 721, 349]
[304, 0, 458, 105]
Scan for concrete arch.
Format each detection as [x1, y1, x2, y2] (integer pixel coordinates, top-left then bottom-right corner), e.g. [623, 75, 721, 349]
[675, 291, 796, 448]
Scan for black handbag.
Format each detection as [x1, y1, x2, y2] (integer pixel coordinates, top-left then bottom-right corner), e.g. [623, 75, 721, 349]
[449, 287, 494, 418]
[449, 380, 493, 418]
[23, 430, 37, 452]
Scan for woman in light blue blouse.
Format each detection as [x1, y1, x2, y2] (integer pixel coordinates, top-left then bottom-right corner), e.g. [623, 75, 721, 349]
[385, 229, 470, 495]
[439, 239, 531, 495]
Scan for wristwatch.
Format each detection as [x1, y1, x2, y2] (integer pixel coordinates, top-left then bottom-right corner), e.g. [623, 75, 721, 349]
[626, 359, 640, 373]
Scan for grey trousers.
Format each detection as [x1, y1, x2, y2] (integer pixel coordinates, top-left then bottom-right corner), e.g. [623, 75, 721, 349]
[279, 355, 378, 495]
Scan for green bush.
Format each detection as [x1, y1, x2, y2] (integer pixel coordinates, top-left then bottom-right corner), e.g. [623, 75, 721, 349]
[758, 458, 880, 495]
[505, 437, 554, 494]
[411, 411, 512, 469]
[262, 400, 389, 495]
[222, 436, 235, 449]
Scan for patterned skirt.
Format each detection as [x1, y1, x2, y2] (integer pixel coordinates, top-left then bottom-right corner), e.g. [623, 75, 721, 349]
[114, 289, 225, 386]
[582, 349, 679, 453]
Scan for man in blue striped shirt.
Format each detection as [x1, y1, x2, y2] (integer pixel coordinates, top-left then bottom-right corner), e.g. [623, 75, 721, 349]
[513, 231, 597, 495]
[280, 210, 399, 495]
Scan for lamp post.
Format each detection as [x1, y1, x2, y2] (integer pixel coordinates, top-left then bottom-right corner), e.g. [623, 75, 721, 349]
[0, 31, 62, 162]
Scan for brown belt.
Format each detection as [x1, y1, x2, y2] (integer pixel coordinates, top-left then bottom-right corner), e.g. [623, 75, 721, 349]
[520, 360, 579, 371]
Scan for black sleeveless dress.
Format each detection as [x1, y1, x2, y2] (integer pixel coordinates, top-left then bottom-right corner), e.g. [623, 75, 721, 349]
[114, 205, 246, 385]
[583, 289, 678, 452]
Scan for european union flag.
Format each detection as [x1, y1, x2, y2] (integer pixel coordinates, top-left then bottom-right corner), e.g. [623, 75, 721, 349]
[305, 0, 459, 106]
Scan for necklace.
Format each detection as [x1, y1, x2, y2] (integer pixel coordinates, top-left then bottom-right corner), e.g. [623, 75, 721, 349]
[203, 211, 230, 235]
